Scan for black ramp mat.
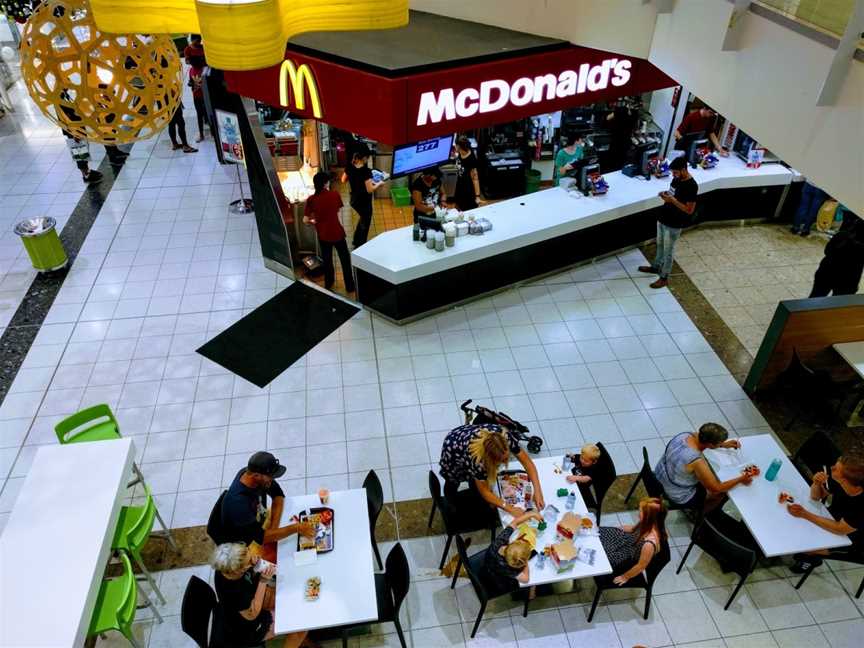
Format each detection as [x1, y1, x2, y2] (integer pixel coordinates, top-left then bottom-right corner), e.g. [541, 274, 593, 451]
[197, 282, 360, 388]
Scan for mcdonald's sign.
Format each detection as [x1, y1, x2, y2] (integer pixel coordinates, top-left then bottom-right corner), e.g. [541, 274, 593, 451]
[279, 60, 322, 119]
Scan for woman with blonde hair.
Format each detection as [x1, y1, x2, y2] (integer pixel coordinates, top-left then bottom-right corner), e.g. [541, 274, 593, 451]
[599, 497, 667, 585]
[439, 423, 544, 518]
[211, 543, 314, 648]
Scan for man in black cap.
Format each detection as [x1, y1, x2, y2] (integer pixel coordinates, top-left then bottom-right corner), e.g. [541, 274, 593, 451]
[215, 451, 313, 562]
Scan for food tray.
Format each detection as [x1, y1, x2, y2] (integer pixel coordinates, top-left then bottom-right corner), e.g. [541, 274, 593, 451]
[497, 469, 530, 508]
[297, 506, 334, 554]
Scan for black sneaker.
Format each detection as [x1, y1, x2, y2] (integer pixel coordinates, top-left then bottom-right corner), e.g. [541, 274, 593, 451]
[790, 555, 822, 574]
[84, 170, 103, 184]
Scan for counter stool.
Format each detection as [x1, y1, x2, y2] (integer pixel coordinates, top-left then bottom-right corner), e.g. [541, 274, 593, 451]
[55, 404, 177, 551]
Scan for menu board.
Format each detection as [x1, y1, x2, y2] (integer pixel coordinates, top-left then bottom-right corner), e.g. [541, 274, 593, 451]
[392, 135, 454, 177]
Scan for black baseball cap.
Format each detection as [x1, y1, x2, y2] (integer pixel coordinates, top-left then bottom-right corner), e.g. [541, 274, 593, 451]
[247, 451, 286, 478]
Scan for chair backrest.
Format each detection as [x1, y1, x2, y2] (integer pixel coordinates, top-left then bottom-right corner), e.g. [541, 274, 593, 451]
[792, 431, 841, 479]
[181, 575, 218, 648]
[428, 470, 443, 507]
[207, 490, 228, 546]
[54, 403, 118, 444]
[115, 552, 138, 631]
[693, 518, 758, 577]
[427, 470, 460, 534]
[592, 442, 618, 506]
[363, 470, 384, 527]
[454, 534, 487, 601]
[644, 540, 671, 587]
[384, 543, 411, 615]
[126, 484, 157, 551]
[639, 447, 668, 500]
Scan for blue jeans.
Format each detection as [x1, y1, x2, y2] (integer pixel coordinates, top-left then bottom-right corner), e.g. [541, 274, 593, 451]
[793, 182, 828, 234]
[653, 222, 682, 279]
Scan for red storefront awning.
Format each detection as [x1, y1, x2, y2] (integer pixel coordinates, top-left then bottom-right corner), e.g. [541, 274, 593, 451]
[224, 43, 677, 145]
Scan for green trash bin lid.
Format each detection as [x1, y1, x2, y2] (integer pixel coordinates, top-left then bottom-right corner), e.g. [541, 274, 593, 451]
[15, 217, 57, 237]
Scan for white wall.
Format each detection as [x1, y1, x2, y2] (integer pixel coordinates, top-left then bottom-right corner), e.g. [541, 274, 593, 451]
[409, 0, 659, 58]
[649, 0, 864, 213]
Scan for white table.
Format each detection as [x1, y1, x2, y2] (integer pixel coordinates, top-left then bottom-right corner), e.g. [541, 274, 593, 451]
[0, 438, 135, 648]
[704, 434, 852, 557]
[497, 456, 612, 587]
[274, 488, 377, 634]
[834, 342, 864, 380]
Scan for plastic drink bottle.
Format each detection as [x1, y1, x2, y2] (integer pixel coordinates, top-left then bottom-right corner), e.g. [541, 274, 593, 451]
[765, 458, 782, 482]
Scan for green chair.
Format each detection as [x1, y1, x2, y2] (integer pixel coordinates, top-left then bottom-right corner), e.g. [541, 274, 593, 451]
[54, 404, 177, 552]
[112, 484, 169, 605]
[89, 551, 162, 648]
[55, 404, 120, 444]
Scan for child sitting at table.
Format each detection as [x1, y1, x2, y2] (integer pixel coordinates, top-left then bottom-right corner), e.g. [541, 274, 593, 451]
[484, 510, 542, 590]
[566, 443, 601, 510]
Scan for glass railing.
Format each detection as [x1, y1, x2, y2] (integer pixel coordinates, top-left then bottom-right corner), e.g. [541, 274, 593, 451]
[755, 0, 860, 43]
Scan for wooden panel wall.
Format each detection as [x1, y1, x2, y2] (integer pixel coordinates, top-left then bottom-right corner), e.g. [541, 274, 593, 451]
[745, 298, 864, 392]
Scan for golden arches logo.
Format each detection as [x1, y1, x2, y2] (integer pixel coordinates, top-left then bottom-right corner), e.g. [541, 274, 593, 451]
[279, 61, 322, 119]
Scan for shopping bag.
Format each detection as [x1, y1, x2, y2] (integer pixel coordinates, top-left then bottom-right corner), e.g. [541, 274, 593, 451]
[65, 137, 90, 163]
[816, 199, 838, 232]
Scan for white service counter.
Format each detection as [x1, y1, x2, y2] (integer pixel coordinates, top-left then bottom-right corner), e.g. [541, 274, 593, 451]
[351, 157, 795, 322]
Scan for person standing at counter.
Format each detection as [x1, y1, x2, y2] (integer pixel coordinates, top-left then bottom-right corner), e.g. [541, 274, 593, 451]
[674, 102, 728, 156]
[639, 156, 698, 289]
[411, 167, 446, 223]
[341, 146, 385, 248]
[453, 136, 483, 211]
[553, 133, 585, 186]
[303, 172, 355, 293]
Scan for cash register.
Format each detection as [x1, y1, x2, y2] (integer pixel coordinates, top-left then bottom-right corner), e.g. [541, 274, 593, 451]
[566, 156, 608, 196]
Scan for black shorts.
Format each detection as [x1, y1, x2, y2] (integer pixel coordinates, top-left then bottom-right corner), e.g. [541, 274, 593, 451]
[680, 483, 707, 511]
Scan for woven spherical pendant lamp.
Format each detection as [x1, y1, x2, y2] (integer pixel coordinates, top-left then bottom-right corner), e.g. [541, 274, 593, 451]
[0, 0, 38, 23]
[19, 0, 183, 145]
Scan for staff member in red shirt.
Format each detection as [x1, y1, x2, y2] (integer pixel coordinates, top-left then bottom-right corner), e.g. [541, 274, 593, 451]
[304, 172, 356, 293]
[674, 102, 728, 156]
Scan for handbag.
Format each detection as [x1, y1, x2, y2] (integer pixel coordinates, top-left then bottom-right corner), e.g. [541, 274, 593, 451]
[65, 137, 90, 163]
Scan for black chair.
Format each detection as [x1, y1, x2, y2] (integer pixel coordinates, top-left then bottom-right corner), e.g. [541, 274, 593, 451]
[363, 470, 385, 571]
[790, 430, 841, 482]
[623, 446, 687, 513]
[342, 543, 410, 647]
[677, 516, 760, 609]
[450, 534, 526, 638]
[794, 551, 864, 599]
[182, 576, 216, 648]
[181, 576, 245, 648]
[591, 442, 618, 523]
[587, 541, 671, 622]
[428, 471, 497, 569]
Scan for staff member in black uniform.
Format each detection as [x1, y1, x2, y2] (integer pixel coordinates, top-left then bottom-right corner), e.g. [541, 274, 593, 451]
[453, 136, 483, 211]
[341, 145, 385, 248]
[411, 167, 446, 223]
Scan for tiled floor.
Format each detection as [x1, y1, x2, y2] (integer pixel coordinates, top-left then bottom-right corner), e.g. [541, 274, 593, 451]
[675, 224, 862, 356]
[1, 80, 862, 647]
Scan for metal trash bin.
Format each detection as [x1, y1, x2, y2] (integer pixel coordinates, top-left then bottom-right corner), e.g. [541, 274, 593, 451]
[14, 217, 68, 272]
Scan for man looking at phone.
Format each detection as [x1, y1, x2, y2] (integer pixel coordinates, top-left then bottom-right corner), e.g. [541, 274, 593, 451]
[638, 156, 698, 289]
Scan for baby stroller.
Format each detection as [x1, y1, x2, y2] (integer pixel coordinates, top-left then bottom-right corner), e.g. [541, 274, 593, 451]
[459, 399, 543, 454]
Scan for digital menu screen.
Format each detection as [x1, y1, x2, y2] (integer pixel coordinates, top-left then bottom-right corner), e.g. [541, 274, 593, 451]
[391, 135, 455, 178]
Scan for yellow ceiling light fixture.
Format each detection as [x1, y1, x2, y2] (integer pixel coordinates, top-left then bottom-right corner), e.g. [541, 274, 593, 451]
[20, 0, 183, 145]
[89, 0, 409, 71]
